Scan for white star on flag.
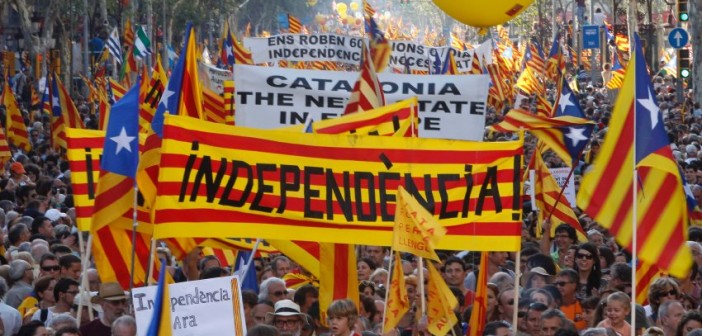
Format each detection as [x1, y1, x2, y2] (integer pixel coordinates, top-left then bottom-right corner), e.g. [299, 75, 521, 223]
[637, 89, 660, 129]
[159, 88, 175, 110]
[110, 127, 136, 154]
[558, 92, 574, 113]
[565, 127, 589, 147]
[226, 44, 233, 58]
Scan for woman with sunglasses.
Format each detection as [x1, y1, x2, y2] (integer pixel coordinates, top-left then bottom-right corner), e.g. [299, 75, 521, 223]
[573, 243, 602, 299]
[646, 277, 681, 325]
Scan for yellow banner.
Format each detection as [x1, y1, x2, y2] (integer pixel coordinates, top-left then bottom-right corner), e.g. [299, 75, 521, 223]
[153, 114, 524, 251]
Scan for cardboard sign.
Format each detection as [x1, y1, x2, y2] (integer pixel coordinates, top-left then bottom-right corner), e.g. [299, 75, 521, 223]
[132, 276, 247, 335]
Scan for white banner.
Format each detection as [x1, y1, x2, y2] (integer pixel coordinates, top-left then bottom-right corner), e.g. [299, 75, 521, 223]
[244, 34, 494, 73]
[132, 276, 247, 336]
[234, 64, 490, 140]
[197, 61, 232, 95]
[245, 34, 363, 65]
[527, 168, 576, 207]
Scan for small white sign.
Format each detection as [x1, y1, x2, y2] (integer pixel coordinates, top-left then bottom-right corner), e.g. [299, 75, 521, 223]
[132, 276, 247, 336]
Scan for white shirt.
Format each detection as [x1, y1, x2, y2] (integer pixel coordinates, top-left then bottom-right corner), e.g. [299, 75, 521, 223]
[0, 301, 22, 336]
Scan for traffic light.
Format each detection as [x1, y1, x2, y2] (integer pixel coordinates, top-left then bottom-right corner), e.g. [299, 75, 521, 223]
[678, 0, 689, 22]
[678, 48, 691, 79]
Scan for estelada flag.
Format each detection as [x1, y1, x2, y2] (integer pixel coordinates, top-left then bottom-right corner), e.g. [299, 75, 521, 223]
[392, 185, 447, 261]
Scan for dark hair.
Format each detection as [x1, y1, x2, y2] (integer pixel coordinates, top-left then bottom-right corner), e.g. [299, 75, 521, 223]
[247, 324, 279, 336]
[358, 257, 377, 271]
[54, 278, 79, 302]
[241, 290, 258, 309]
[199, 267, 229, 279]
[598, 246, 615, 269]
[555, 224, 578, 242]
[676, 311, 702, 336]
[17, 321, 46, 336]
[574, 243, 602, 297]
[30, 216, 50, 235]
[444, 256, 467, 271]
[690, 226, 702, 242]
[52, 244, 73, 256]
[359, 294, 378, 323]
[198, 255, 220, 271]
[59, 254, 81, 269]
[483, 321, 510, 336]
[293, 284, 319, 310]
[557, 269, 578, 284]
[33, 276, 55, 300]
[609, 262, 632, 283]
[526, 253, 557, 276]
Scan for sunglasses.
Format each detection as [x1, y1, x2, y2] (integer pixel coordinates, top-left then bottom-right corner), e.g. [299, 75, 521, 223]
[41, 265, 61, 272]
[659, 289, 678, 297]
[576, 253, 594, 260]
[518, 311, 527, 318]
[555, 281, 571, 287]
[272, 290, 288, 297]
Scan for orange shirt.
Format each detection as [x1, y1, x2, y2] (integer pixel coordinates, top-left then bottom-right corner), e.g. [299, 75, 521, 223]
[560, 300, 587, 330]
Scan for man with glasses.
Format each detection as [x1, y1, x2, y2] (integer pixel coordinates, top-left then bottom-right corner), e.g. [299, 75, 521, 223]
[526, 302, 549, 335]
[607, 262, 632, 296]
[31, 278, 79, 327]
[38, 254, 60, 279]
[266, 299, 306, 336]
[259, 277, 289, 304]
[555, 269, 586, 330]
[80, 282, 128, 336]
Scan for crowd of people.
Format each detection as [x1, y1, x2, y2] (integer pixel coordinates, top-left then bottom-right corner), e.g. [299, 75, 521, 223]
[0, 14, 700, 336]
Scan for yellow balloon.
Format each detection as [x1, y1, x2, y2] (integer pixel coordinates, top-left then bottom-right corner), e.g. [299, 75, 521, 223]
[336, 2, 348, 14]
[307, 0, 318, 6]
[349, 2, 359, 11]
[431, 0, 535, 28]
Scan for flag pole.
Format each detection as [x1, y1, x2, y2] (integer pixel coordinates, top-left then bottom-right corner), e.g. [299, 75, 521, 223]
[512, 250, 521, 329]
[627, 1, 638, 335]
[380, 248, 395, 335]
[146, 238, 158, 286]
[76, 233, 94, 327]
[417, 256, 426, 315]
[129, 184, 139, 297]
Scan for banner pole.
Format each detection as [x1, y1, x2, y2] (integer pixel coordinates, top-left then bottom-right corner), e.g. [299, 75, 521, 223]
[380, 248, 395, 335]
[129, 184, 139, 297]
[76, 233, 94, 327]
[418, 256, 426, 316]
[628, 2, 638, 335]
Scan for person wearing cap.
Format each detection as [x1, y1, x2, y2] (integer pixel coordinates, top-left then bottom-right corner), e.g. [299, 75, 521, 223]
[267, 299, 307, 336]
[524, 267, 552, 290]
[5, 259, 35, 308]
[5, 161, 34, 191]
[555, 269, 586, 330]
[80, 282, 128, 336]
